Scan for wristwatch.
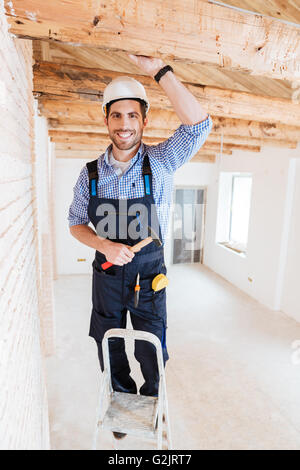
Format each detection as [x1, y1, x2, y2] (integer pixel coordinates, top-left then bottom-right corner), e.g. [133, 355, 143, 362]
[154, 65, 174, 83]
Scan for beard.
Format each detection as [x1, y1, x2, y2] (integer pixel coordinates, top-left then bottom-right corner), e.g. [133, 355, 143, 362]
[109, 128, 143, 150]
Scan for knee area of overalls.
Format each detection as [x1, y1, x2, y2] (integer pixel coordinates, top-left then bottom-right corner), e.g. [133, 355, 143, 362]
[134, 339, 157, 360]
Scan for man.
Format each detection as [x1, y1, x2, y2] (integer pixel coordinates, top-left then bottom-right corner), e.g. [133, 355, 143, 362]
[68, 54, 212, 438]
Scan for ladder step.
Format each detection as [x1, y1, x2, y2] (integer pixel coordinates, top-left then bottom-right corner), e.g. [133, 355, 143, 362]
[101, 392, 159, 439]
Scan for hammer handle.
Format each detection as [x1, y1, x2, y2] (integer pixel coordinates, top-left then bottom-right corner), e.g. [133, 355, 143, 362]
[101, 237, 153, 271]
[130, 236, 152, 253]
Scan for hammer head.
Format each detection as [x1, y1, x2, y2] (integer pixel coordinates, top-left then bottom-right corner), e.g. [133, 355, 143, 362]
[148, 225, 162, 247]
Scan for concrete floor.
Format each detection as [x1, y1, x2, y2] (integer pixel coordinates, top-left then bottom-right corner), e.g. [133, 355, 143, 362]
[46, 264, 300, 450]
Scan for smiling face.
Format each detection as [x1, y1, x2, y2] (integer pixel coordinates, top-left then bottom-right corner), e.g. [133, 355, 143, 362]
[104, 99, 148, 151]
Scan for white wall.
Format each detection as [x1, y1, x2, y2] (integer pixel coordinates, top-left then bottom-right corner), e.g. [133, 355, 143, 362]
[55, 158, 95, 275]
[280, 159, 300, 321]
[204, 146, 300, 311]
[55, 158, 215, 274]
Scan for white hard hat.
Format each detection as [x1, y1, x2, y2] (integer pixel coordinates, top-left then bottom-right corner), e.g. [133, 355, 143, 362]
[102, 76, 150, 116]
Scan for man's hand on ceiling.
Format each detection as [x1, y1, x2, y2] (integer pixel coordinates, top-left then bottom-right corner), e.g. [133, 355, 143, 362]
[127, 53, 165, 78]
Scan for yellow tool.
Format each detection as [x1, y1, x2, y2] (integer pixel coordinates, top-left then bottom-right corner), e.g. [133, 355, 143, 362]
[152, 274, 169, 292]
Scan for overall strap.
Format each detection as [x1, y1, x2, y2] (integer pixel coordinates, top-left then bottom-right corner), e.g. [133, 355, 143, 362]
[142, 154, 153, 196]
[86, 159, 98, 197]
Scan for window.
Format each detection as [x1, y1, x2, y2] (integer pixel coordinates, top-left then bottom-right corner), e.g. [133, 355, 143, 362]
[216, 173, 252, 254]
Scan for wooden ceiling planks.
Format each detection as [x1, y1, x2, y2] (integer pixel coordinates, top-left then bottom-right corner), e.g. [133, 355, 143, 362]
[48, 129, 298, 149]
[7, 1, 300, 160]
[47, 113, 300, 141]
[5, 0, 300, 81]
[34, 62, 300, 126]
[51, 137, 252, 154]
[54, 148, 218, 163]
[32, 41, 294, 100]
[218, 0, 300, 24]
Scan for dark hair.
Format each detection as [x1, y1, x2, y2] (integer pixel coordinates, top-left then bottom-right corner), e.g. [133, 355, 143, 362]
[106, 98, 147, 120]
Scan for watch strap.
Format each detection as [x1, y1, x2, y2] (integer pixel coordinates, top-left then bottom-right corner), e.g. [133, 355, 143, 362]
[154, 65, 174, 83]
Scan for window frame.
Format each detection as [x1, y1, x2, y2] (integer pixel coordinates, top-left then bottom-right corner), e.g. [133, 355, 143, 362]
[216, 172, 252, 256]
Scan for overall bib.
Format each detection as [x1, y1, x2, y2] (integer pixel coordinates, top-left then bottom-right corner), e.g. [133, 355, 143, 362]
[87, 154, 169, 397]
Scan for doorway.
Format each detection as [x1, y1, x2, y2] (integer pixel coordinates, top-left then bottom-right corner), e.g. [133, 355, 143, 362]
[172, 187, 206, 264]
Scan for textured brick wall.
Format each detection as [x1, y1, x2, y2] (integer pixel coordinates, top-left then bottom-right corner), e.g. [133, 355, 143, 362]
[0, 1, 50, 449]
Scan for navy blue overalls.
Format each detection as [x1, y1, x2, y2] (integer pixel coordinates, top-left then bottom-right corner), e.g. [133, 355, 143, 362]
[86, 154, 169, 397]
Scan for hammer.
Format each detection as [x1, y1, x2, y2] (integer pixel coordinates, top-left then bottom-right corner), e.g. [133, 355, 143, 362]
[101, 226, 162, 271]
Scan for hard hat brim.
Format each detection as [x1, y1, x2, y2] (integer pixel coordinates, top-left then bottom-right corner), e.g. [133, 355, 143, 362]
[103, 97, 150, 116]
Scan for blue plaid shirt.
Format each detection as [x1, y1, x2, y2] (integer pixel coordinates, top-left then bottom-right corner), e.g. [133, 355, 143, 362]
[68, 115, 213, 243]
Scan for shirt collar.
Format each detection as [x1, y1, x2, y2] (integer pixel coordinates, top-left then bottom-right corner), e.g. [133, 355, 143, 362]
[104, 141, 144, 167]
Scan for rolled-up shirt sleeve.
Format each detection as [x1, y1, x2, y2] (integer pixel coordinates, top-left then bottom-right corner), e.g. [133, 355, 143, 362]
[151, 114, 213, 172]
[68, 165, 90, 227]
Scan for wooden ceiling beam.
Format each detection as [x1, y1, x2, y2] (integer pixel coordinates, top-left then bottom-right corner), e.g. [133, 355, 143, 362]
[50, 131, 260, 153]
[48, 129, 298, 149]
[32, 40, 295, 100]
[217, 0, 300, 25]
[53, 137, 163, 149]
[5, 0, 300, 80]
[40, 95, 300, 128]
[48, 114, 300, 142]
[53, 141, 234, 155]
[190, 154, 216, 163]
[208, 134, 298, 149]
[203, 142, 260, 153]
[54, 147, 222, 160]
[211, 117, 300, 141]
[54, 143, 108, 151]
[34, 62, 300, 125]
[54, 151, 217, 163]
[48, 119, 183, 139]
[47, 110, 300, 142]
[55, 149, 106, 159]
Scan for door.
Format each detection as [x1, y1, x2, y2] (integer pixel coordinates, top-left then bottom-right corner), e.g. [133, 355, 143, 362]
[172, 187, 205, 264]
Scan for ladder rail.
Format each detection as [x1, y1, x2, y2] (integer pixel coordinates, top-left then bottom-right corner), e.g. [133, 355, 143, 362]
[92, 370, 110, 450]
[93, 328, 172, 450]
[102, 328, 165, 378]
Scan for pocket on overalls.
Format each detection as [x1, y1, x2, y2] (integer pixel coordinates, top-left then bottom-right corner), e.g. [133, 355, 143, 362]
[152, 287, 167, 318]
[137, 277, 154, 315]
[92, 261, 122, 316]
[137, 257, 167, 307]
[138, 272, 167, 318]
[93, 260, 116, 277]
[160, 260, 167, 276]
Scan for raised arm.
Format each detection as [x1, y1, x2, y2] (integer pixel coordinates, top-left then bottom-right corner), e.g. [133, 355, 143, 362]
[128, 54, 212, 172]
[127, 54, 208, 124]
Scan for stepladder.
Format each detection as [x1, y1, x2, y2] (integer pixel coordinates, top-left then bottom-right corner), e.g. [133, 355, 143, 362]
[92, 328, 172, 450]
